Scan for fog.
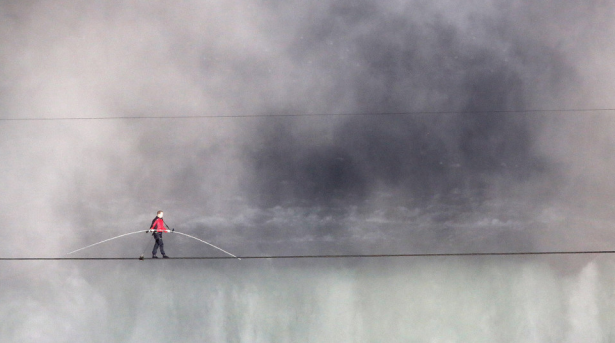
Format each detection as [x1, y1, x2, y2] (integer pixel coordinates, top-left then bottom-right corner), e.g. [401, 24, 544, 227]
[2, 0, 615, 341]
[5, 258, 615, 342]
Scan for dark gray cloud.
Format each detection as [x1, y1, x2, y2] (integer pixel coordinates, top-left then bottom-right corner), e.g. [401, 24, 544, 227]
[243, 0, 571, 213]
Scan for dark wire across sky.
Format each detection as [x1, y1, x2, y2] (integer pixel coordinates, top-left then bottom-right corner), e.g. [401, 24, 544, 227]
[1, 108, 615, 121]
[3, 249, 615, 260]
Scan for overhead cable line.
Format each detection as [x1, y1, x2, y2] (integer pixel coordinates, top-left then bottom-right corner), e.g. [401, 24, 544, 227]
[2, 108, 615, 122]
[3, 249, 615, 260]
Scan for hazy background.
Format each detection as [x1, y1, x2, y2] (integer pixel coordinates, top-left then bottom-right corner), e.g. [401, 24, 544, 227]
[2, 0, 615, 341]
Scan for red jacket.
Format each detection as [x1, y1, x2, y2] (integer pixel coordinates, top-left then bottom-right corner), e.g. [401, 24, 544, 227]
[150, 217, 168, 233]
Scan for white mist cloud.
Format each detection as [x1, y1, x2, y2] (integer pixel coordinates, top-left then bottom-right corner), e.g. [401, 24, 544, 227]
[2, 1, 615, 341]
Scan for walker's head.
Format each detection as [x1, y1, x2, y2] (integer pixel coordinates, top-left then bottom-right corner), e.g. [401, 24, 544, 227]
[157, 211, 163, 218]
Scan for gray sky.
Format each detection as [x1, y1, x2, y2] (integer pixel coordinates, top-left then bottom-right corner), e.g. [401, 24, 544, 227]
[2, 0, 615, 341]
[1, 0, 614, 255]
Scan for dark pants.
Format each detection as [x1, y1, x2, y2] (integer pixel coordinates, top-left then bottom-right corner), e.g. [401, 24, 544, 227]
[152, 232, 166, 256]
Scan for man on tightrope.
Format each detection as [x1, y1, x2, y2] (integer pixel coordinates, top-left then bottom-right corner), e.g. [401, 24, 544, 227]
[149, 210, 170, 258]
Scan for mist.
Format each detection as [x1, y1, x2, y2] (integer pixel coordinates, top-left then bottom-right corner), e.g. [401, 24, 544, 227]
[5, 257, 615, 342]
[2, 0, 615, 341]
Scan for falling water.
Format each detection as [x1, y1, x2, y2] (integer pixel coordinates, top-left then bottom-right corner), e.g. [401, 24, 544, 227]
[4, 255, 615, 342]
